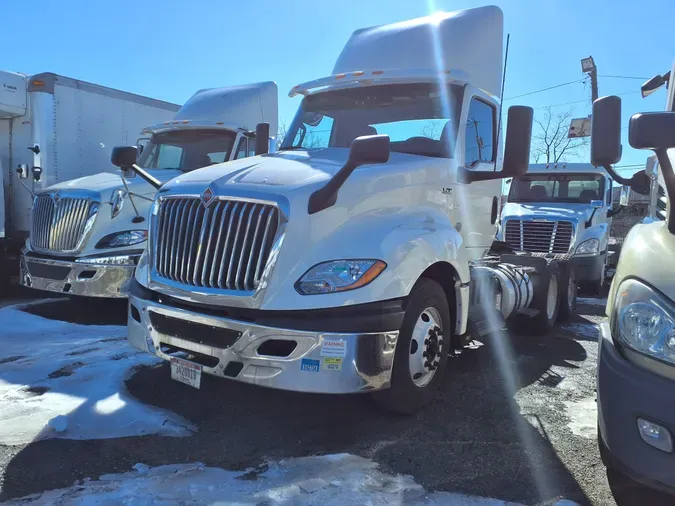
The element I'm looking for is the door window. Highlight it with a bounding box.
[465,98,496,167]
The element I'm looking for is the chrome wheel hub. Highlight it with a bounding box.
[409,307,444,387]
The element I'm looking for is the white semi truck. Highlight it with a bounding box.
[115,6,575,413]
[499,163,622,296]
[19,82,278,298]
[0,71,180,293]
[596,65,675,502]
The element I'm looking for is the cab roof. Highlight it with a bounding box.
[290,6,503,98]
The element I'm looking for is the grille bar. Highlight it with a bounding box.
[31,195,98,252]
[504,220,573,254]
[154,197,280,291]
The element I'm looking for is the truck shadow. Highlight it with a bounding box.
[0,326,592,504]
[19,297,128,326]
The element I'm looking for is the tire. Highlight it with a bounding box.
[518,262,561,336]
[557,265,577,321]
[372,278,451,414]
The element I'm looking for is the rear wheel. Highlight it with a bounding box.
[558,266,577,321]
[513,262,560,336]
[372,278,451,414]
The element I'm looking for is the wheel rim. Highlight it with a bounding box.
[408,307,444,388]
[567,275,576,310]
[547,275,559,320]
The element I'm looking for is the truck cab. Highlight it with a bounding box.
[19,82,278,298]
[120,6,569,414]
[500,163,615,295]
[595,65,675,503]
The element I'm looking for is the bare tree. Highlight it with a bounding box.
[418,120,443,139]
[531,107,588,164]
[277,120,288,146]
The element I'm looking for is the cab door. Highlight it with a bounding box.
[451,86,502,260]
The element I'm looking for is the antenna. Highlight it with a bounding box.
[497,34,510,171]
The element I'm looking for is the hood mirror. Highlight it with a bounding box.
[590,199,603,209]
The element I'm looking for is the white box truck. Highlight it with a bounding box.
[19,82,278,298]
[117,6,574,413]
[0,71,180,292]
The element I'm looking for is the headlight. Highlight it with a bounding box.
[295,260,386,295]
[110,189,127,219]
[612,278,675,365]
[95,230,147,249]
[575,238,599,256]
[75,254,139,265]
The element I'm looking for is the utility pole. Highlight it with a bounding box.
[581,56,598,103]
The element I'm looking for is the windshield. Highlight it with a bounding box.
[137,129,237,172]
[508,173,606,203]
[281,83,463,158]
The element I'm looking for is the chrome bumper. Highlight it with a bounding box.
[127,293,399,394]
[20,253,137,298]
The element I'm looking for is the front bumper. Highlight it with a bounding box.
[127,287,400,394]
[597,322,675,495]
[20,252,137,298]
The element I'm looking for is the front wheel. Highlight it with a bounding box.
[558,266,577,321]
[372,278,451,414]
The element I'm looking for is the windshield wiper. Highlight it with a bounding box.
[278,146,306,151]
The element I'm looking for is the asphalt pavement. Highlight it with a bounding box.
[0,295,669,505]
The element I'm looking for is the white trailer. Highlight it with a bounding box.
[18,82,278,298]
[0,71,179,291]
[120,6,569,414]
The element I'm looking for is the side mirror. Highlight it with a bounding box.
[32,166,42,182]
[307,134,390,214]
[627,169,650,196]
[591,199,603,209]
[591,96,622,166]
[461,106,533,183]
[111,146,139,169]
[255,123,270,155]
[349,135,390,165]
[629,112,675,151]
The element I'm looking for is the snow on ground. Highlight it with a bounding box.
[0,301,194,445]
[576,297,607,308]
[4,454,578,505]
[559,322,599,340]
[563,397,597,440]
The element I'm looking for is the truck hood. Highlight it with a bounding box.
[501,202,594,223]
[41,170,162,199]
[163,149,348,195]
[161,148,445,202]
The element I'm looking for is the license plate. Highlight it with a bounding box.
[170,357,202,389]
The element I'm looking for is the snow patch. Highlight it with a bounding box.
[564,396,597,439]
[0,302,194,445]
[3,454,579,505]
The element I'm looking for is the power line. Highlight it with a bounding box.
[598,74,649,81]
[504,79,585,101]
[533,90,639,110]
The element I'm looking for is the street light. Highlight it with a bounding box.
[581,56,596,74]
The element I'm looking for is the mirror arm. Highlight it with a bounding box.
[129,164,162,190]
[602,164,633,186]
[585,208,597,228]
[308,160,358,215]
[118,175,144,223]
[16,177,35,198]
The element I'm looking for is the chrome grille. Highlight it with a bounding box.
[657,184,667,221]
[31,194,99,252]
[153,197,280,291]
[504,220,573,254]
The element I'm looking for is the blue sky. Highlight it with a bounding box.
[4,0,674,172]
